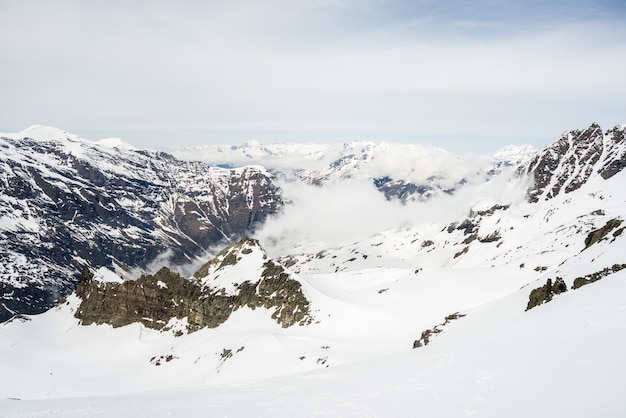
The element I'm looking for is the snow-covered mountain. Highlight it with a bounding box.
[172,140,537,201]
[519,122,626,202]
[0,126,282,322]
[1,122,626,416]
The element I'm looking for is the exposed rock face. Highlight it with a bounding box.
[75,266,209,331]
[519,123,626,202]
[572,264,626,289]
[526,277,568,311]
[526,264,626,309]
[0,128,282,322]
[584,219,623,249]
[599,125,626,179]
[74,238,312,332]
[413,312,466,349]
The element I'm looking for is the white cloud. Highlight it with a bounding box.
[170,141,489,187]
[254,168,530,258]
[347,143,489,187]
[254,179,414,256]
[1,1,625,152]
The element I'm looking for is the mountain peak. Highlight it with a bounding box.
[520,123,626,202]
[16,125,80,142]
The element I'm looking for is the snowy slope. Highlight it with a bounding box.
[1,224,624,416]
[0,234,540,398]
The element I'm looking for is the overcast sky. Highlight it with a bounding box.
[1,0,625,153]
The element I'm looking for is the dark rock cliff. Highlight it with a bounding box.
[526,277,568,310]
[74,238,312,332]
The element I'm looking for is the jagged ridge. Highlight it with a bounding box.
[519,123,626,202]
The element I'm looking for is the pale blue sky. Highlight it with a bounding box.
[1,0,625,153]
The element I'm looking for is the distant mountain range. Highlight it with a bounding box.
[172,139,538,201]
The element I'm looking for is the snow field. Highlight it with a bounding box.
[2,262,625,416]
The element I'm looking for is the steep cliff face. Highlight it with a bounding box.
[598,124,626,179]
[519,123,626,202]
[0,127,282,322]
[74,238,312,332]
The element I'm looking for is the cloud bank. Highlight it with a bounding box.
[254,168,530,258]
[1,1,625,152]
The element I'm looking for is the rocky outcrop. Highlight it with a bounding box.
[413,312,466,348]
[572,264,626,290]
[519,123,626,202]
[584,219,623,249]
[75,266,210,331]
[525,264,626,310]
[0,129,282,322]
[74,238,312,332]
[526,277,567,310]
